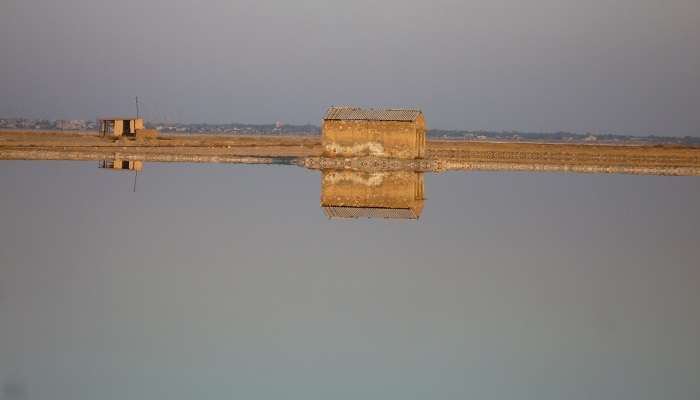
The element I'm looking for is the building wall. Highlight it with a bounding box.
[103,119,144,137]
[320,170,424,215]
[322,119,425,159]
[113,120,124,137]
[415,114,426,158]
[126,119,145,135]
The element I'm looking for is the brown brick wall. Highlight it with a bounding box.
[322,119,426,159]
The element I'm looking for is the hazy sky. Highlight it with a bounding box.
[1,0,699,135]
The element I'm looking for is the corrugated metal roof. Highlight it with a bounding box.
[323,107,421,122]
[322,206,419,219]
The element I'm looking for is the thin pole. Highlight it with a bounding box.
[133,171,138,193]
[136,96,140,118]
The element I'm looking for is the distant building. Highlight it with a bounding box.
[98,117,144,137]
[322,107,426,159]
[321,170,424,219]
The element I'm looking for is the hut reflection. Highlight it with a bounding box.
[99,159,143,192]
[99,159,143,171]
[321,170,425,219]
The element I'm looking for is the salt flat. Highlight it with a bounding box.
[2,130,699,175]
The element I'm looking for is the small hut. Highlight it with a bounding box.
[322,107,426,159]
[321,170,424,219]
[98,117,144,137]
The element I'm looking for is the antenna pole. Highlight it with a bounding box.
[135,96,140,118]
[133,171,138,193]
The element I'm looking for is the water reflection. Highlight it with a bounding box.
[320,170,425,219]
[1,379,27,400]
[1,161,699,400]
[99,159,142,191]
[98,159,143,171]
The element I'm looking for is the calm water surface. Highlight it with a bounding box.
[1,161,699,400]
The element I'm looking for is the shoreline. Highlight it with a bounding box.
[2,130,699,176]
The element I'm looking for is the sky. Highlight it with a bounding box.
[1,0,699,136]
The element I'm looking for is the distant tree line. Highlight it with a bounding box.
[427,129,700,146]
[2,117,698,145]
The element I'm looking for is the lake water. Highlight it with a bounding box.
[1,161,699,399]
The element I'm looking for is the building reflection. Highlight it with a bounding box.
[320,170,425,219]
[99,159,143,192]
[99,159,143,171]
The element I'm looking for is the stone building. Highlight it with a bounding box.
[322,107,426,159]
[99,117,145,137]
[321,170,424,219]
